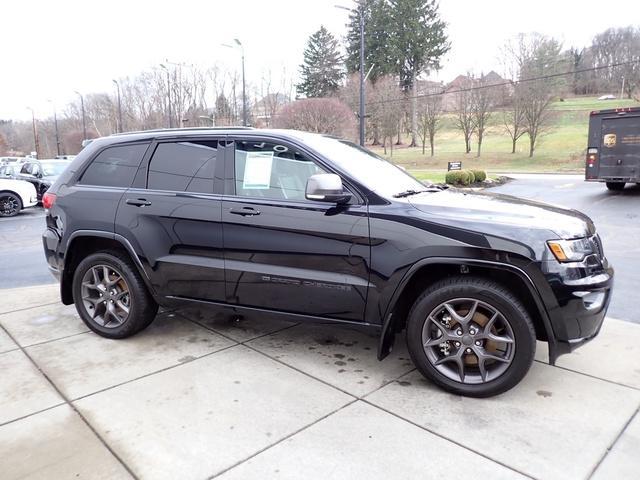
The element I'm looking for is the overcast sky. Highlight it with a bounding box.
[2,0,638,120]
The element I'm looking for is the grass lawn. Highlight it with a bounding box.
[372,96,640,174]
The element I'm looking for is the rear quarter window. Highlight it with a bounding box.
[79,143,149,188]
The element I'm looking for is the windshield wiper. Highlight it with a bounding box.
[393,185,447,198]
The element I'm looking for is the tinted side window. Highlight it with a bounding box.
[234,140,326,201]
[147,141,218,193]
[80,144,148,188]
[20,163,32,174]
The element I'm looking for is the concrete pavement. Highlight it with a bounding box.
[1,283,639,480]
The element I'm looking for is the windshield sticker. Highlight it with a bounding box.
[243,151,273,189]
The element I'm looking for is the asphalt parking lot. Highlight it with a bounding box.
[1,174,639,479]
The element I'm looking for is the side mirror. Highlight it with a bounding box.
[306,173,352,204]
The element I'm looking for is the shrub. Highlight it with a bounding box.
[445,170,471,186]
[273,97,356,138]
[467,170,476,183]
[470,170,487,182]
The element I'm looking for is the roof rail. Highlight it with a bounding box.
[110,126,255,136]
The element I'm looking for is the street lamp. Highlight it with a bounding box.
[26,107,40,159]
[159,64,172,128]
[47,100,62,156]
[222,39,247,126]
[74,90,87,141]
[336,3,365,146]
[112,79,123,133]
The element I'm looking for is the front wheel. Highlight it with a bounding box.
[606,182,625,191]
[0,192,22,217]
[72,251,158,338]
[406,276,536,397]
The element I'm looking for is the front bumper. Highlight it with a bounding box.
[542,259,613,358]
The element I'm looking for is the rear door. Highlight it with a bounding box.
[221,137,371,322]
[115,137,227,302]
[599,115,640,179]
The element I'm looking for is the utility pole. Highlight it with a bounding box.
[222,39,248,126]
[159,64,172,128]
[27,107,40,159]
[74,91,87,141]
[48,100,62,156]
[112,79,123,133]
[336,3,365,146]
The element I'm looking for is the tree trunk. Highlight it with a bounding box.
[477,132,483,157]
[529,134,535,157]
[409,72,417,147]
[511,137,517,154]
[430,135,435,157]
[422,141,425,155]
[396,124,402,145]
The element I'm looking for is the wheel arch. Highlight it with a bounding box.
[378,257,558,364]
[61,230,155,305]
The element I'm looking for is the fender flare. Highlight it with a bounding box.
[377,257,558,364]
[61,230,156,303]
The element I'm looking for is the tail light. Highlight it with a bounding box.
[586,148,598,178]
[42,192,56,209]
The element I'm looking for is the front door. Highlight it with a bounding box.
[115,137,226,302]
[222,138,370,322]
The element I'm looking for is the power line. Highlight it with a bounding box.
[364,60,640,107]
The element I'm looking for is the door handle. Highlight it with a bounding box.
[126,198,152,207]
[229,207,261,217]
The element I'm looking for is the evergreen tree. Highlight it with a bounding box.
[345,0,395,83]
[297,26,344,98]
[389,0,449,146]
[344,0,449,145]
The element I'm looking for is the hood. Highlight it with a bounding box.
[408,188,595,240]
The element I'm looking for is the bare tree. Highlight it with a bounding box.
[454,76,475,154]
[503,85,527,154]
[471,74,497,157]
[273,98,355,138]
[505,33,565,157]
[370,76,404,156]
[591,27,640,98]
[416,89,443,156]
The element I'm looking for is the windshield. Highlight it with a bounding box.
[40,161,69,177]
[300,134,426,197]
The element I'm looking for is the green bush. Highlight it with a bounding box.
[470,169,487,182]
[445,170,471,186]
[467,170,476,183]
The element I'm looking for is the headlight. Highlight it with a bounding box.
[547,238,593,263]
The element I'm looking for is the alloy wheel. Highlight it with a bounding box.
[81,264,131,328]
[421,298,515,384]
[0,194,19,217]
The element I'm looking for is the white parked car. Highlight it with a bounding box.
[0,179,38,217]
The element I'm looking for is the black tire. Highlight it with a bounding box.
[406,276,536,397]
[606,182,625,191]
[0,192,22,217]
[72,250,158,339]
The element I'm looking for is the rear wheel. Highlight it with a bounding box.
[0,192,21,217]
[72,251,158,338]
[606,182,625,191]
[406,276,536,397]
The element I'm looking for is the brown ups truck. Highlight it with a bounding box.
[586,106,640,191]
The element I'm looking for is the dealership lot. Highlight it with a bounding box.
[1,174,639,479]
[1,282,639,479]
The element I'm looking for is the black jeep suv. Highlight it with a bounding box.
[42,128,613,397]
